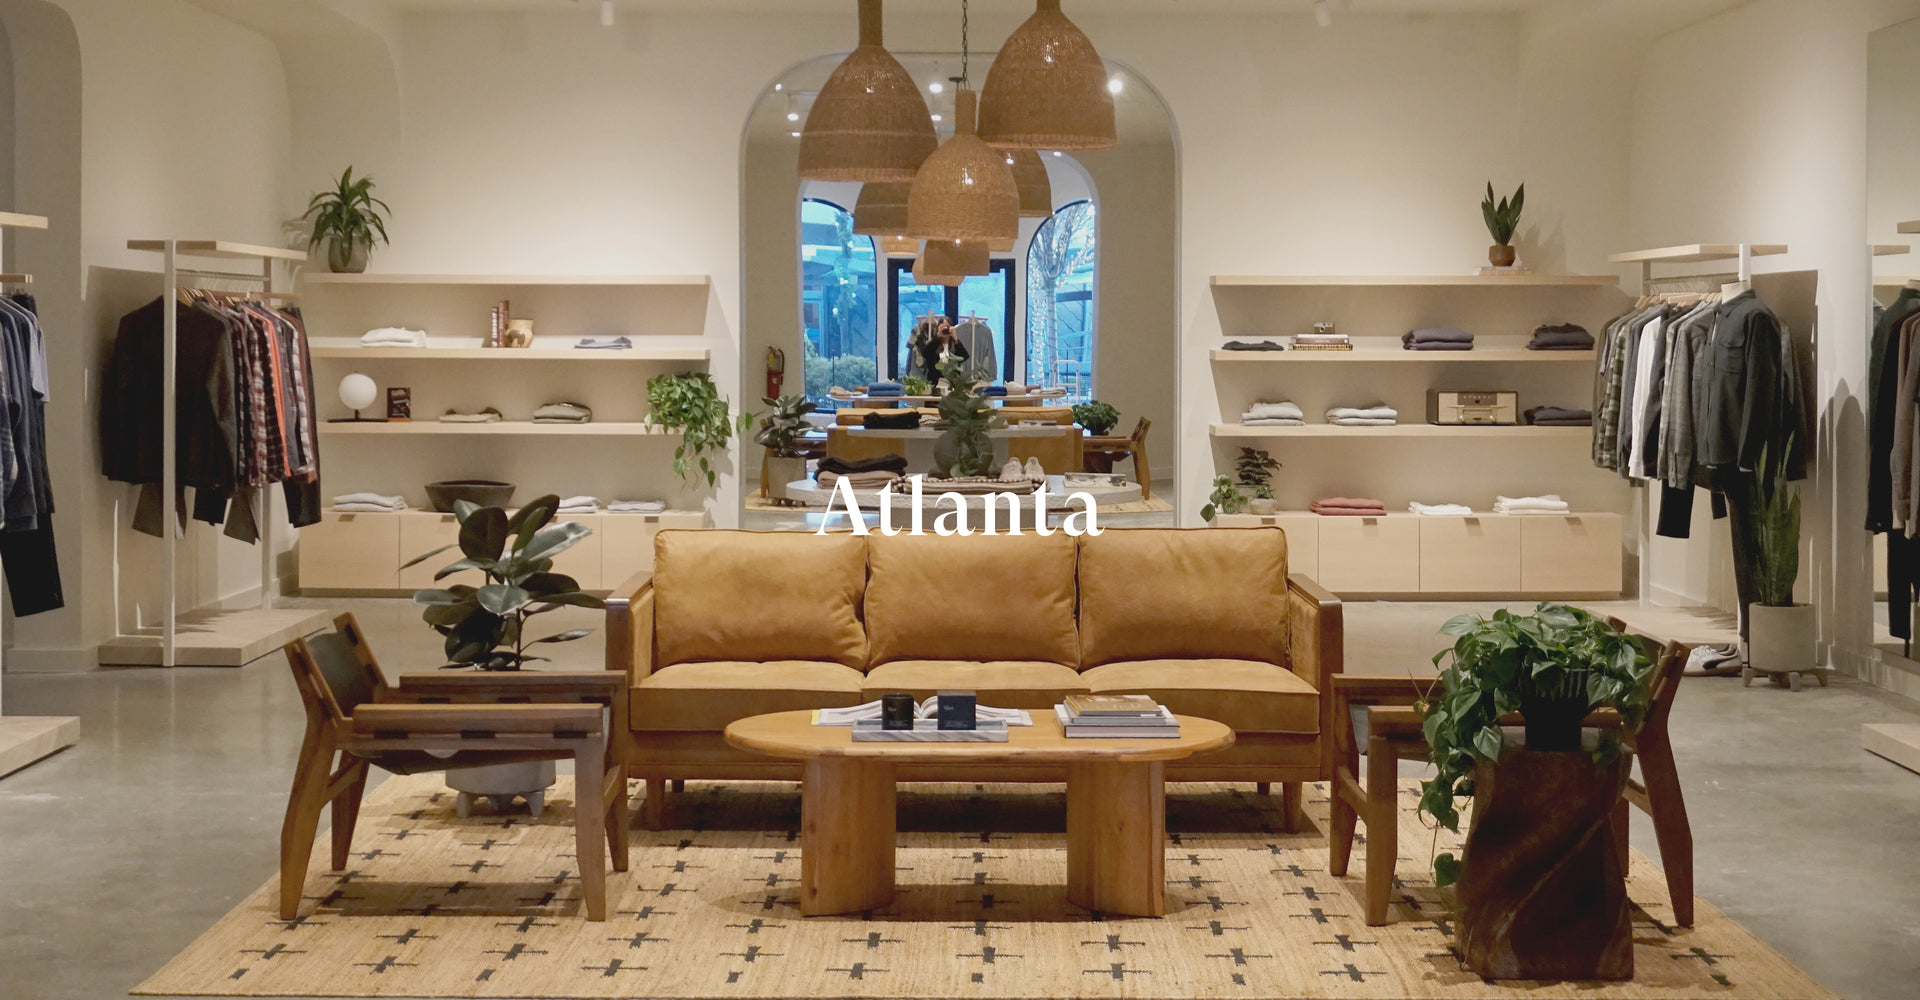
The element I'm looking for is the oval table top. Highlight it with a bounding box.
[724,710,1234,765]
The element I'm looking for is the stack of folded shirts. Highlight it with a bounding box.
[1527,323,1594,351]
[608,499,667,514]
[441,407,503,423]
[1525,405,1592,426]
[819,455,909,477]
[1408,501,1473,516]
[866,381,906,398]
[331,492,407,513]
[1310,497,1387,516]
[1221,339,1285,352]
[1325,405,1399,426]
[863,410,921,429]
[1402,326,1475,351]
[1493,494,1571,515]
[828,386,855,399]
[575,336,633,350]
[982,384,1009,397]
[1241,401,1305,425]
[556,495,600,514]
[361,327,426,348]
[1291,332,1352,351]
[532,401,593,424]
[818,470,900,490]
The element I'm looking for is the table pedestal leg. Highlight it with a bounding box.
[801,758,897,916]
[1066,760,1166,917]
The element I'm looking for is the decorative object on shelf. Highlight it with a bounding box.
[1007,148,1053,217]
[503,318,535,348]
[1428,389,1517,425]
[798,0,938,182]
[301,166,390,273]
[1200,474,1245,522]
[754,393,819,500]
[331,372,384,423]
[403,493,607,671]
[1481,181,1524,268]
[487,299,510,348]
[1071,399,1118,435]
[646,372,753,487]
[880,692,916,730]
[424,480,515,513]
[1744,435,1817,687]
[978,0,1117,151]
[936,690,978,730]
[1313,322,1337,337]
[901,374,934,397]
[853,181,910,236]
[385,386,412,421]
[1235,447,1280,514]
[931,355,994,477]
[908,6,1018,244]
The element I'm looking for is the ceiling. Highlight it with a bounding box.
[381,1,1568,13]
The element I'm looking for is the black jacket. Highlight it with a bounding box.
[1870,289,1920,531]
[1694,291,1807,481]
[100,297,238,492]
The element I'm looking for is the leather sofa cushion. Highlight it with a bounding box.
[866,533,1079,666]
[1077,528,1289,668]
[860,661,1090,708]
[633,661,865,731]
[654,530,868,669]
[1082,659,1320,734]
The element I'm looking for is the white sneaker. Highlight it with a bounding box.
[1024,457,1045,478]
[1001,459,1025,481]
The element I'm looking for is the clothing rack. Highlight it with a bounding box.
[0,210,78,780]
[97,240,329,669]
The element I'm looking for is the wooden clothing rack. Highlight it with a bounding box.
[96,239,329,669]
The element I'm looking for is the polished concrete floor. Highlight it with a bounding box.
[3,597,1918,1000]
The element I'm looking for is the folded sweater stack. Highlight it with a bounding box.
[1494,494,1571,515]
[1241,401,1305,426]
[557,495,600,514]
[1402,326,1475,351]
[332,492,407,513]
[1526,323,1595,351]
[361,327,426,348]
[1311,496,1387,516]
[1409,501,1473,516]
[818,470,900,490]
[1222,339,1285,352]
[608,499,667,514]
[865,381,906,398]
[533,401,593,424]
[441,407,503,423]
[1326,404,1399,426]
[820,455,909,477]
[1525,405,1592,426]
[863,410,921,429]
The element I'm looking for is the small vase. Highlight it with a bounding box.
[1488,244,1517,268]
[1519,694,1587,752]
[1248,498,1278,515]
[328,240,368,273]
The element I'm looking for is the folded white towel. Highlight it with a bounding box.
[331,492,406,510]
[1330,417,1398,426]
[555,495,600,511]
[608,500,667,513]
[1243,401,1304,420]
[1241,417,1306,426]
[1409,502,1474,516]
[1326,405,1399,421]
[332,502,407,513]
[1493,494,1570,514]
[361,327,427,347]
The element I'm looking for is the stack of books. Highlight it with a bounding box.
[1055,694,1181,738]
[1291,331,1353,352]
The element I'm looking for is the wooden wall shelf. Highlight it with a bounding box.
[319,421,677,436]
[1606,244,1787,265]
[309,346,711,362]
[0,212,49,230]
[1210,349,1595,364]
[1898,221,1920,235]
[1210,274,1620,288]
[127,239,306,261]
[301,273,710,287]
[1210,423,1591,440]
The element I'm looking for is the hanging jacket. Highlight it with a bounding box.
[1694,291,1806,480]
[1870,288,1920,532]
[101,297,239,493]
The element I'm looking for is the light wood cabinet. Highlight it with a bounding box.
[1317,516,1421,594]
[1519,514,1624,594]
[1419,516,1523,594]
[298,513,400,591]
[599,511,709,585]
[396,512,478,590]
[550,514,603,590]
[1211,513,1319,582]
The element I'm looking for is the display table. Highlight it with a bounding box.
[838,392,1068,407]
[827,424,1081,475]
[724,710,1232,917]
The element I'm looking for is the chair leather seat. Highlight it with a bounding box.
[1082,659,1320,734]
[635,661,866,731]
[860,660,1089,708]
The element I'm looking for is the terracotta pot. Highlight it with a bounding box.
[1488,243,1517,268]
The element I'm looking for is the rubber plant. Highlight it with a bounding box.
[301,167,391,272]
[1750,434,1801,607]
[403,495,605,671]
[1416,603,1655,886]
[1072,400,1121,436]
[1235,446,1280,501]
[647,372,753,487]
[933,355,995,477]
[753,393,818,457]
[1200,474,1246,522]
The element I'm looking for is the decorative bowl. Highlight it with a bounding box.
[425,480,515,513]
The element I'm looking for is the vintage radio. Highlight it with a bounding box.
[1428,389,1518,425]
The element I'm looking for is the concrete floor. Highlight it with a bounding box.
[2,596,1918,1000]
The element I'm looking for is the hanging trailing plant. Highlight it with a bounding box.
[646,372,753,487]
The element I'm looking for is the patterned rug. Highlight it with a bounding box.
[136,776,1833,999]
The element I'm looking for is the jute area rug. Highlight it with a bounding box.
[137,776,1832,999]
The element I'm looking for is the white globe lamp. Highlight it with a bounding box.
[336,372,380,422]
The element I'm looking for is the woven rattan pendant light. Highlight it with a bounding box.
[853,182,911,236]
[798,0,938,182]
[907,2,1018,244]
[916,238,991,284]
[978,1,1116,151]
[879,234,919,256]
[1006,148,1052,218]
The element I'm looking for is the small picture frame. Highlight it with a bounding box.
[386,387,412,422]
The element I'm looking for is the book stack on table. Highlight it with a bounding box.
[1055,694,1181,738]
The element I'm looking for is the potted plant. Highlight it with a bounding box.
[301,167,391,273]
[646,372,754,487]
[902,374,934,397]
[1745,436,1813,681]
[402,495,607,814]
[1481,181,1524,268]
[1072,399,1121,437]
[755,393,818,500]
[1235,447,1280,514]
[932,356,995,478]
[1200,474,1246,523]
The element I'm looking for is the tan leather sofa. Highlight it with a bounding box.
[604,527,1344,829]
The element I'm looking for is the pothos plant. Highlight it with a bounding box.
[1072,400,1121,436]
[933,355,995,477]
[1235,447,1280,500]
[1200,474,1246,522]
[646,372,753,487]
[1417,603,1655,886]
[403,495,606,670]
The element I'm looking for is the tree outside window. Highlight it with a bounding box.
[799,199,878,407]
[1025,200,1097,401]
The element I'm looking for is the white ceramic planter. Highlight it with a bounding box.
[1248,497,1279,515]
[766,454,808,500]
[1747,603,1816,674]
[446,759,557,818]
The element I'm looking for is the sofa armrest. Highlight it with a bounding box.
[1287,572,1342,694]
[604,571,655,683]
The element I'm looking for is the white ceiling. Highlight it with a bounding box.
[383,1,1565,13]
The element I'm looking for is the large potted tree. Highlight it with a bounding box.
[755,393,818,500]
[1418,603,1656,980]
[1744,436,1816,687]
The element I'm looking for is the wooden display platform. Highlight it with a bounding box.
[0,715,79,778]
[309,346,711,362]
[1209,349,1597,363]
[97,608,332,667]
[1210,423,1591,439]
[1862,723,1920,775]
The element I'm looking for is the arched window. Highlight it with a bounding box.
[798,198,878,407]
[1025,200,1097,401]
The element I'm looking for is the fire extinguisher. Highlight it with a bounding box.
[766,346,786,399]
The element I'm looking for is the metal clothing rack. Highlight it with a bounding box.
[0,210,79,779]
[97,240,328,668]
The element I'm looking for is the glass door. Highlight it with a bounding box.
[887,259,1017,382]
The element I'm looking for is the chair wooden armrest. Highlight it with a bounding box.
[1330,675,1438,698]
[1287,572,1343,781]
[605,572,656,682]
[351,703,605,737]
[392,672,625,702]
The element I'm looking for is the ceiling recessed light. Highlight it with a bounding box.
[930,81,945,94]
[787,111,800,121]
[1051,151,1063,157]
[774,83,784,92]
[931,114,943,122]
[791,131,802,138]
[1107,76,1123,95]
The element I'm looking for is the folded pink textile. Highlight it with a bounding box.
[1312,497,1386,510]
[1312,506,1388,516]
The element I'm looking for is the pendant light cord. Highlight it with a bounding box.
[960,0,970,87]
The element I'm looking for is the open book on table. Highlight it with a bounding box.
[813,698,1032,726]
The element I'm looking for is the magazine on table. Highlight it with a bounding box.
[1054,704,1181,738]
[814,698,1032,726]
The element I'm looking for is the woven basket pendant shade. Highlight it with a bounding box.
[879,234,919,256]
[977,0,1117,151]
[1007,148,1053,218]
[853,182,911,236]
[906,90,1019,242]
[915,238,990,285]
[798,0,938,182]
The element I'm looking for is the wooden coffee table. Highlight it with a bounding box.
[724,710,1233,917]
